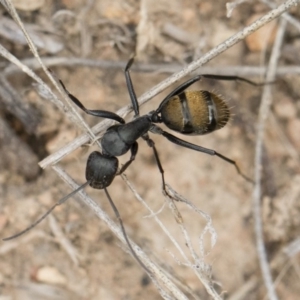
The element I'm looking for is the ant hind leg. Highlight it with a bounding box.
[151,124,253,183]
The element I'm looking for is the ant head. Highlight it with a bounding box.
[86,151,119,189]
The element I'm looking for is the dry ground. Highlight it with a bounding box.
[0,0,300,299]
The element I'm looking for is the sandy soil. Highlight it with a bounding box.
[0,0,300,299]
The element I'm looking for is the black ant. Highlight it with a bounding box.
[3,57,266,275]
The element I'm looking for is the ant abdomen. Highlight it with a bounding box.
[160,91,230,135]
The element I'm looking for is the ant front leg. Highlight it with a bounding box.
[150,125,253,183]
[125,58,140,118]
[58,79,125,124]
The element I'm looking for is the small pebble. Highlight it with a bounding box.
[36,266,67,286]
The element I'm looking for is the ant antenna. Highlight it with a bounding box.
[3,181,91,241]
[103,188,151,275]
[3,181,152,276]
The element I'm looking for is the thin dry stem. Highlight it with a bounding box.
[122,175,221,300]
[2,0,101,147]
[0,231,53,255]
[269,112,300,162]
[121,174,190,262]
[48,214,81,266]
[262,0,300,32]
[226,0,249,18]
[284,237,300,258]
[228,278,258,300]
[3,56,300,76]
[51,165,189,300]
[0,43,63,111]
[165,184,217,256]
[253,17,288,300]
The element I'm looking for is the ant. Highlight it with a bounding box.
[3,57,266,275]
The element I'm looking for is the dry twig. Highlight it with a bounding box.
[48,214,81,266]
[52,165,189,300]
[253,17,288,300]
[3,56,300,77]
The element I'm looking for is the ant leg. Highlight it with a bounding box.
[156,74,269,114]
[118,142,138,175]
[151,125,253,183]
[200,74,270,86]
[59,80,125,124]
[125,58,140,117]
[141,134,168,193]
[156,75,202,113]
[3,181,91,241]
[104,188,151,275]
